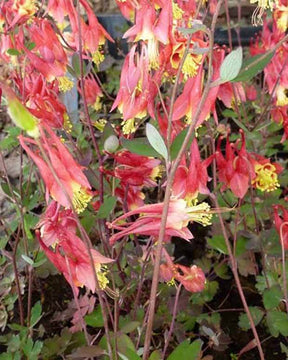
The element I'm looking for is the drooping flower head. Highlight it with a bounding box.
[108,199,212,245]
[19,125,92,213]
[36,229,114,293]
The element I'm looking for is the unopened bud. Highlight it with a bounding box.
[104,135,119,153]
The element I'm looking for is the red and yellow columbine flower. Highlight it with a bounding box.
[250,154,283,193]
[19,125,92,213]
[113,150,161,187]
[160,262,206,293]
[79,75,103,111]
[215,131,254,199]
[123,0,172,69]
[23,19,73,92]
[108,199,212,245]
[111,45,157,133]
[250,20,288,105]
[66,0,113,66]
[36,229,114,294]
[173,139,211,203]
[37,200,77,247]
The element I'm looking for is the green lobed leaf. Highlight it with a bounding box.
[84,306,104,328]
[207,235,229,255]
[96,196,117,219]
[220,47,243,83]
[238,307,264,331]
[232,51,275,82]
[266,310,288,337]
[263,285,283,310]
[121,137,159,157]
[167,339,202,360]
[120,321,140,334]
[146,123,168,161]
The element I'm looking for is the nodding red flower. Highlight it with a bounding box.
[66,0,113,66]
[115,184,145,211]
[115,0,135,21]
[273,205,288,250]
[47,0,71,26]
[173,139,211,203]
[271,105,288,142]
[215,131,282,198]
[36,229,114,293]
[215,131,254,199]
[22,19,73,92]
[37,200,77,247]
[250,20,288,106]
[108,199,212,245]
[113,150,161,187]
[1,0,36,29]
[19,125,92,213]
[111,45,157,133]
[123,0,172,69]
[160,263,206,293]
[79,75,103,111]
[172,63,203,125]
[14,71,70,130]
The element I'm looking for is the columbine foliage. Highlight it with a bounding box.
[0,0,287,359]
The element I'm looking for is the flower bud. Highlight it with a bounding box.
[104,135,119,153]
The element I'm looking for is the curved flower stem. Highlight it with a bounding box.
[280,222,288,314]
[162,284,182,359]
[142,2,223,358]
[208,138,264,359]
[210,193,265,360]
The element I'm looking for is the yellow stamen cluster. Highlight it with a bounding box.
[13,0,36,17]
[95,265,109,290]
[122,118,137,134]
[182,54,202,79]
[150,165,163,181]
[93,118,107,131]
[72,186,92,214]
[167,278,176,286]
[92,97,102,111]
[58,76,74,93]
[92,50,105,66]
[186,201,213,226]
[172,2,184,20]
[276,86,288,106]
[252,163,280,192]
[63,114,72,133]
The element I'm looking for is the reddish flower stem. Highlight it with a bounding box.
[142,2,223,358]
[280,222,288,314]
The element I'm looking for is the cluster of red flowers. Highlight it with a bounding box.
[1,0,287,295]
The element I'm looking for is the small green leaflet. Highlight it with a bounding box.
[121,137,159,157]
[146,123,168,161]
[220,47,243,83]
